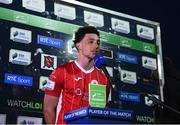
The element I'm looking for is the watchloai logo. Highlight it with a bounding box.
[9,49,31,66]
[10,27,32,44]
[17,116,42,125]
[136,115,155,123]
[41,53,57,70]
[7,99,42,111]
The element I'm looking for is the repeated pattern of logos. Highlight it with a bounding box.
[1,0,155,41]
[0,0,161,124]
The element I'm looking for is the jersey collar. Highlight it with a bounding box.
[75,60,94,74]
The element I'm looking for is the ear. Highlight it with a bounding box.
[76,42,82,50]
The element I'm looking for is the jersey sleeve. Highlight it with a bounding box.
[45,67,64,97]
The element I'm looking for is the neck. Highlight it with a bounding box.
[76,56,94,71]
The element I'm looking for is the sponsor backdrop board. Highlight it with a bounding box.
[0,0,164,124]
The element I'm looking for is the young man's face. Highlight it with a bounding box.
[77,33,100,59]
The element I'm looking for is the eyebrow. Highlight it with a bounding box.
[88,38,100,42]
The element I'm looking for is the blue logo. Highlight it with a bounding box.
[119,91,140,102]
[4,73,33,86]
[116,53,138,64]
[37,35,64,48]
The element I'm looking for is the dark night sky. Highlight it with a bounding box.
[78,0,180,70]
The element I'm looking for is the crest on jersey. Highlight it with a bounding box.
[90,80,98,84]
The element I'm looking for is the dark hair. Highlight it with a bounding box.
[73,26,99,45]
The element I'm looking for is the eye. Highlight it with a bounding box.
[89,40,94,44]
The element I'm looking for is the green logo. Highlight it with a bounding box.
[89,84,106,108]
[12,53,18,59]
[42,80,47,86]
[139,28,143,33]
[144,59,148,64]
[123,73,127,78]
[13,31,18,37]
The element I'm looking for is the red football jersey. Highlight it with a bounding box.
[45,61,110,124]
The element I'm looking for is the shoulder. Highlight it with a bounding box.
[94,67,106,78]
[56,61,75,70]
[49,62,74,77]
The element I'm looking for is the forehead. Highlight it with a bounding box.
[83,33,99,40]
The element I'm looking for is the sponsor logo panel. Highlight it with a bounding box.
[0,0,12,4]
[119,91,140,102]
[39,76,48,91]
[120,70,137,84]
[37,35,64,48]
[84,10,104,27]
[10,27,32,44]
[22,0,45,13]
[142,56,157,70]
[0,114,6,124]
[9,49,31,65]
[41,53,57,70]
[116,52,138,64]
[4,73,33,86]
[111,18,130,34]
[54,3,76,20]
[17,116,42,124]
[137,24,154,40]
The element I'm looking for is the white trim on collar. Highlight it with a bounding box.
[75,60,94,74]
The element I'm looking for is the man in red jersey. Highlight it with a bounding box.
[43,26,110,124]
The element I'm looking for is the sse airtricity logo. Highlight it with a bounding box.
[39,76,49,91]
[10,27,32,44]
[9,49,31,66]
